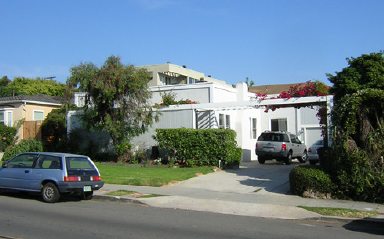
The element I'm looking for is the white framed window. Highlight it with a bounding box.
[219,114,231,129]
[7,112,12,126]
[0,112,4,125]
[33,110,44,121]
[0,111,13,126]
[250,118,257,139]
[271,118,287,131]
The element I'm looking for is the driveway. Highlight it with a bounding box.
[169,160,301,195]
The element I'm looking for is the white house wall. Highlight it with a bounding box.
[71,82,330,162]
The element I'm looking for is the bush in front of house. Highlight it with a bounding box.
[0,122,21,152]
[154,128,242,168]
[2,138,44,161]
[289,165,335,197]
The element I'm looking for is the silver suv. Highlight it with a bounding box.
[255,131,308,165]
[0,152,104,203]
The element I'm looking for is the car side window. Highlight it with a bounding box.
[36,156,62,169]
[8,154,39,168]
[283,134,290,142]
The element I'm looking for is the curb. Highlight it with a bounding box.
[93,194,384,226]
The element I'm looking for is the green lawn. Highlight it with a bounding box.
[96,163,215,187]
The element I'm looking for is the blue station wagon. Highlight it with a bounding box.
[0,152,104,203]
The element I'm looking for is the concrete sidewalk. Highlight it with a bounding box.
[93,162,384,223]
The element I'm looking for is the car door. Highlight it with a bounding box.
[31,155,63,190]
[290,134,302,157]
[0,153,39,190]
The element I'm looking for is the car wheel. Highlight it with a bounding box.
[298,150,308,163]
[285,152,292,165]
[258,157,266,164]
[82,191,93,200]
[41,182,60,203]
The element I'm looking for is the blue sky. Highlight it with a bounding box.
[1,0,383,86]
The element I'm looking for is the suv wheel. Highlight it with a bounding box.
[285,152,292,165]
[298,150,308,163]
[41,182,60,203]
[258,157,266,164]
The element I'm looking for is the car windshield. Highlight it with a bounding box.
[315,140,324,145]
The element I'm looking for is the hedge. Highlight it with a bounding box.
[289,165,335,196]
[154,128,242,168]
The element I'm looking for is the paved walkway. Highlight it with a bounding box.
[94,161,384,223]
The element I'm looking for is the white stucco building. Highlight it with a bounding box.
[69,64,332,162]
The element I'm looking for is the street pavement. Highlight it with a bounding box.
[94,161,384,223]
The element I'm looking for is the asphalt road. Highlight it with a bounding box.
[0,193,383,239]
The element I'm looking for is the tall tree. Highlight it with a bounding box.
[326,52,384,202]
[67,55,158,161]
[328,52,384,148]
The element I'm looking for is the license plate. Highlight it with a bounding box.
[83,186,92,192]
[264,148,274,152]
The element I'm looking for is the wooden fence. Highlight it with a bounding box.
[23,120,43,140]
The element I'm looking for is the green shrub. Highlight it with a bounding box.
[2,138,43,161]
[0,124,18,151]
[289,165,335,196]
[329,143,384,203]
[154,128,242,168]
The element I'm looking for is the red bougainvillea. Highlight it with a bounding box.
[256,81,330,125]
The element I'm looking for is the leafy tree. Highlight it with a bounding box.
[0,76,11,87]
[41,103,79,152]
[328,52,384,150]
[245,77,255,87]
[327,52,384,202]
[67,55,158,161]
[0,76,15,97]
[4,77,66,96]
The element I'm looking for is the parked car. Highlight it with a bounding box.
[308,139,324,165]
[0,152,104,203]
[255,131,308,165]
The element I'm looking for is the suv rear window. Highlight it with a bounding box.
[258,133,290,142]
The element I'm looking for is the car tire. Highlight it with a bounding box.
[41,182,60,203]
[82,191,93,200]
[258,157,266,164]
[285,152,292,165]
[298,150,308,163]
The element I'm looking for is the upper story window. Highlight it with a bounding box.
[189,77,198,84]
[33,110,44,121]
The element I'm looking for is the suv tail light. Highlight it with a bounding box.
[281,143,287,151]
[255,143,258,149]
[308,148,312,153]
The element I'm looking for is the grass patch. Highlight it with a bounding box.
[105,190,136,196]
[299,206,379,218]
[96,163,214,187]
[105,190,162,198]
[137,194,163,198]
